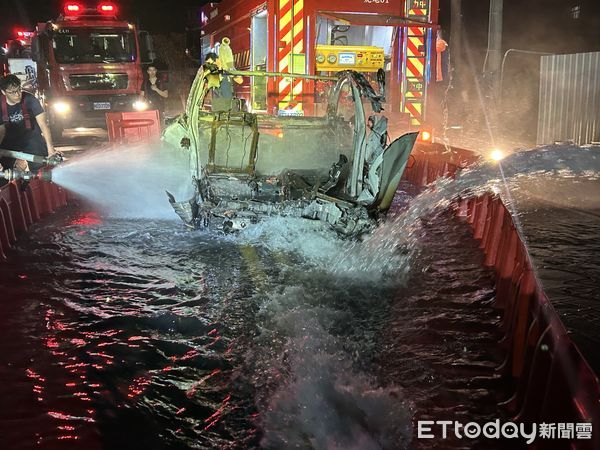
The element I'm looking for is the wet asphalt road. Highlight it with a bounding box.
[54,128,109,159]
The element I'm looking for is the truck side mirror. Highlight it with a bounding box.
[31,36,41,62]
[138,31,156,63]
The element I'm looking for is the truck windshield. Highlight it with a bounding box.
[52,28,136,63]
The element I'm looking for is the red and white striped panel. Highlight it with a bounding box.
[278,0,304,112]
[403,27,427,126]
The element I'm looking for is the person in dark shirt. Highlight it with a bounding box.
[141,64,168,121]
[0,74,55,174]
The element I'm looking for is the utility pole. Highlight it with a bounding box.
[486,0,504,97]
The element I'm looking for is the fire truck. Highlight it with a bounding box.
[29,2,154,136]
[1,31,37,89]
[197,0,440,134]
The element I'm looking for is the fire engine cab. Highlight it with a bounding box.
[197,0,439,135]
[30,2,155,136]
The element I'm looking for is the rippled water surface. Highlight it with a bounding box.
[486,146,600,375]
[2,143,597,450]
[434,144,600,376]
[514,203,600,375]
[0,193,509,449]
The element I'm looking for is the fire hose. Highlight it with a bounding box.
[0,148,64,182]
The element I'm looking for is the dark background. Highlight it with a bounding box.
[1,0,599,145]
[2,0,599,54]
[2,0,599,58]
[0,0,206,43]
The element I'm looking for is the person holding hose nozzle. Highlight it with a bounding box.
[0,74,56,186]
[202,38,244,109]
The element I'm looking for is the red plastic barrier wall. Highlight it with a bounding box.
[0,180,68,260]
[105,110,161,145]
[405,144,599,449]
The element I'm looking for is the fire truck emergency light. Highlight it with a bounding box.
[64,3,83,15]
[98,3,117,14]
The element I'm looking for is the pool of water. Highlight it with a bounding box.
[514,204,600,375]
[0,194,510,449]
[3,142,597,450]
[487,146,600,376]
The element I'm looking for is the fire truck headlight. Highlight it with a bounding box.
[316,53,325,64]
[133,100,149,111]
[52,101,71,115]
[327,54,337,64]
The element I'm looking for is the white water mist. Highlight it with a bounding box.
[51,144,194,219]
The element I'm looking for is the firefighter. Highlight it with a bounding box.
[204,52,243,99]
[203,52,233,99]
[0,74,56,177]
[203,39,243,103]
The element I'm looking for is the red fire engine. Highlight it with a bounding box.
[1,30,36,84]
[197,0,439,133]
[30,2,154,136]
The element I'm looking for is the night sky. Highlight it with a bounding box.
[2,0,599,53]
[0,0,207,43]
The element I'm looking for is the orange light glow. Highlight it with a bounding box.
[490,148,505,162]
[420,130,432,142]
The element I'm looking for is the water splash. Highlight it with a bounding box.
[51,143,600,280]
[252,285,413,450]
[227,144,598,283]
[51,144,194,219]
[346,144,600,282]
[232,215,415,283]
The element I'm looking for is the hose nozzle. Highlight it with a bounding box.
[0,149,65,167]
[45,152,65,166]
[0,169,52,182]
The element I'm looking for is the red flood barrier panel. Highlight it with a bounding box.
[405,143,599,449]
[106,110,161,145]
[0,180,68,260]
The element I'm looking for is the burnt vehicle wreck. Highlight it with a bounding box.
[162,67,417,237]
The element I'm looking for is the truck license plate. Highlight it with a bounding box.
[93,102,111,110]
